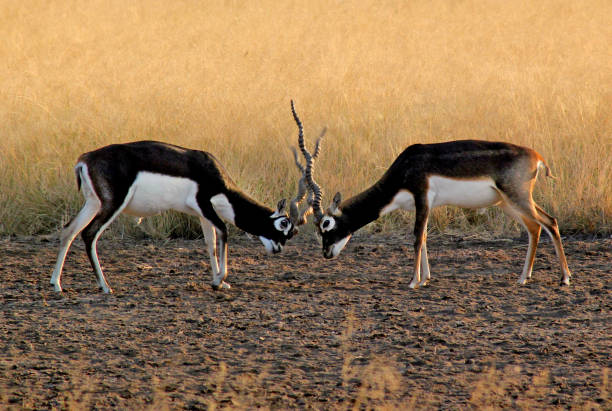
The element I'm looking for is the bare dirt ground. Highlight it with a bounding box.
[1,232,610,410]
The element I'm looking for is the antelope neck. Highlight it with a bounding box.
[224,190,276,236]
[339,182,398,232]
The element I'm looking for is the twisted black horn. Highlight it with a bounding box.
[290,100,324,224]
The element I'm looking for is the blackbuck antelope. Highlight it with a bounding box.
[290,103,572,288]
[50,140,313,293]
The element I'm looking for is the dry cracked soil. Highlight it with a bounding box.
[1,232,610,409]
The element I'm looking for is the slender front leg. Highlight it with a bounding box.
[409,202,429,289]
[200,218,220,280]
[419,239,431,286]
[213,227,231,289]
[198,200,231,290]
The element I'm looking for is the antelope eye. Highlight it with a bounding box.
[275,218,290,231]
[320,216,336,232]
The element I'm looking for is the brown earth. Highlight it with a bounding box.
[0,232,610,410]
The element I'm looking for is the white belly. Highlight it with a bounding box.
[428,175,501,208]
[123,172,199,217]
[379,176,501,216]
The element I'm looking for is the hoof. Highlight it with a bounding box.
[51,283,62,293]
[561,278,571,286]
[418,279,429,287]
[517,278,528,285]
[408,281,419,289]
[210,281,231,291]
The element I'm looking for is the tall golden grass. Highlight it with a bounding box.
[1,0,610,237]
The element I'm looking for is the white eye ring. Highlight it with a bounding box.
[274,218,291,235]
[320,216,336,232]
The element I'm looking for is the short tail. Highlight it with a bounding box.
[74,163,84,191]
[538,160,556,179]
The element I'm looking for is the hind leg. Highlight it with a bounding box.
[497,187,570,285]
[50,197,101,292]
[497,197,542,285]
[499,197,553,284]
[519,216,541,283]
[81,188,134,293]
[533,204,571,285]
[517,215,542,284]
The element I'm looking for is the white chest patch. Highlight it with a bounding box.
[428,176,501,208]
[380,190,416,216]
[210,194,236,224]
[124,172,199,217]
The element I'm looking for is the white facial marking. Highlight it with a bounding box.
[123,172,199,217]
[320,216,336,232]
[210,194,236,224]
[273,217,292,236]
[428,176,501,208]
[259,236,282,254]
[331,235,352,257]
[380,190,416,216]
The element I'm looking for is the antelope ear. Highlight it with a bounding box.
[328,192,342,215]
[276,198,287,214]
[333,192,342,206]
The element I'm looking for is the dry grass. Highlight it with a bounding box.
[178,312,610,410]
[1,0,610,237]
[339,312,406,410]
